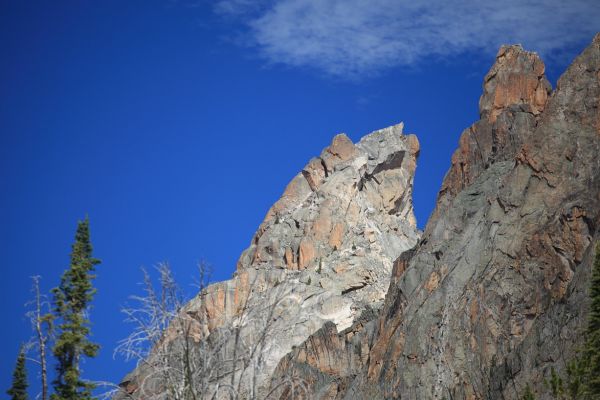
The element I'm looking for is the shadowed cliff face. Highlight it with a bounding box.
[271,35,600,399]
[116,124,421,399]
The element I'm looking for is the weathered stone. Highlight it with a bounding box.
[329,222,345,250]
[117,33,600,400]
[298,237,316,270]
[116,121,420,399]
[480,45,551,122]
[271,35,600,400]
[302,157,327,191]
[321,133,357,173]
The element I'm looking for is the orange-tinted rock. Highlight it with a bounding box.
[405,133,420,157]
[431,45,552,227]
[302,157,327,191]
[284,246,297,269]
[329,222,345,250]
[321,133,357,173]
[480,45,551,123]
[328,133,356,160]
[271,36,600,400]
[261,173,312,227]
[311,206,333,241]
[117,96,420,400]
[298,238,316,270]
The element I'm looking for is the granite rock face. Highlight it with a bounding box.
[118,34,600,400]
[270,35,600,399]
[116,123,421,398]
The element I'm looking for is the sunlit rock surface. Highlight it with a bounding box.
[116,121,421,399]
[270,34,600,400]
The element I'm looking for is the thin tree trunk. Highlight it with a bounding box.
[33,277,48,400]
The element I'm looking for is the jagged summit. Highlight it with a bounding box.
[270,35,600,399]
[116,34,600,400]
[432,43,552,225]
[116,122,421,399]
[237,122,419,273]
[479,44,551,122]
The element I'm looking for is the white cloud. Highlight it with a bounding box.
[214,0,600,78]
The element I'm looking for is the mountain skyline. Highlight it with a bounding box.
[1,1,598,397]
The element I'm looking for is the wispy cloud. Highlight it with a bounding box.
[214,0,600,78]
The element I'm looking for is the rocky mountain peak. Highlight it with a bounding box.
[116,122,421,399]
[479,44,551,122]
[116,33,600,400]
[237,122,419,275]
[269,34,600,400]
[429,44,553,231]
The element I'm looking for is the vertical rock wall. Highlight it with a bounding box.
[272,34,600,400]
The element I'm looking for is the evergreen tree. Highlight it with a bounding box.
[51,217,101,400]
[522,384,535,400]
[7,347,28,400]
[584,244,600,396]
[565,356,587,399]
[545,367,564,399]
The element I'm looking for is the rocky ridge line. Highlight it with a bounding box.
[117,122,421,398]
[270,34,600,399]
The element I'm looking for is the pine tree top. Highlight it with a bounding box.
[7,347,28,400]
[51,217,101,400]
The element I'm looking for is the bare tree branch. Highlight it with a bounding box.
[25,276,53,400]
[114,261,308,400]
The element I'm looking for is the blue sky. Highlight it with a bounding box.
[1,0,598,396]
